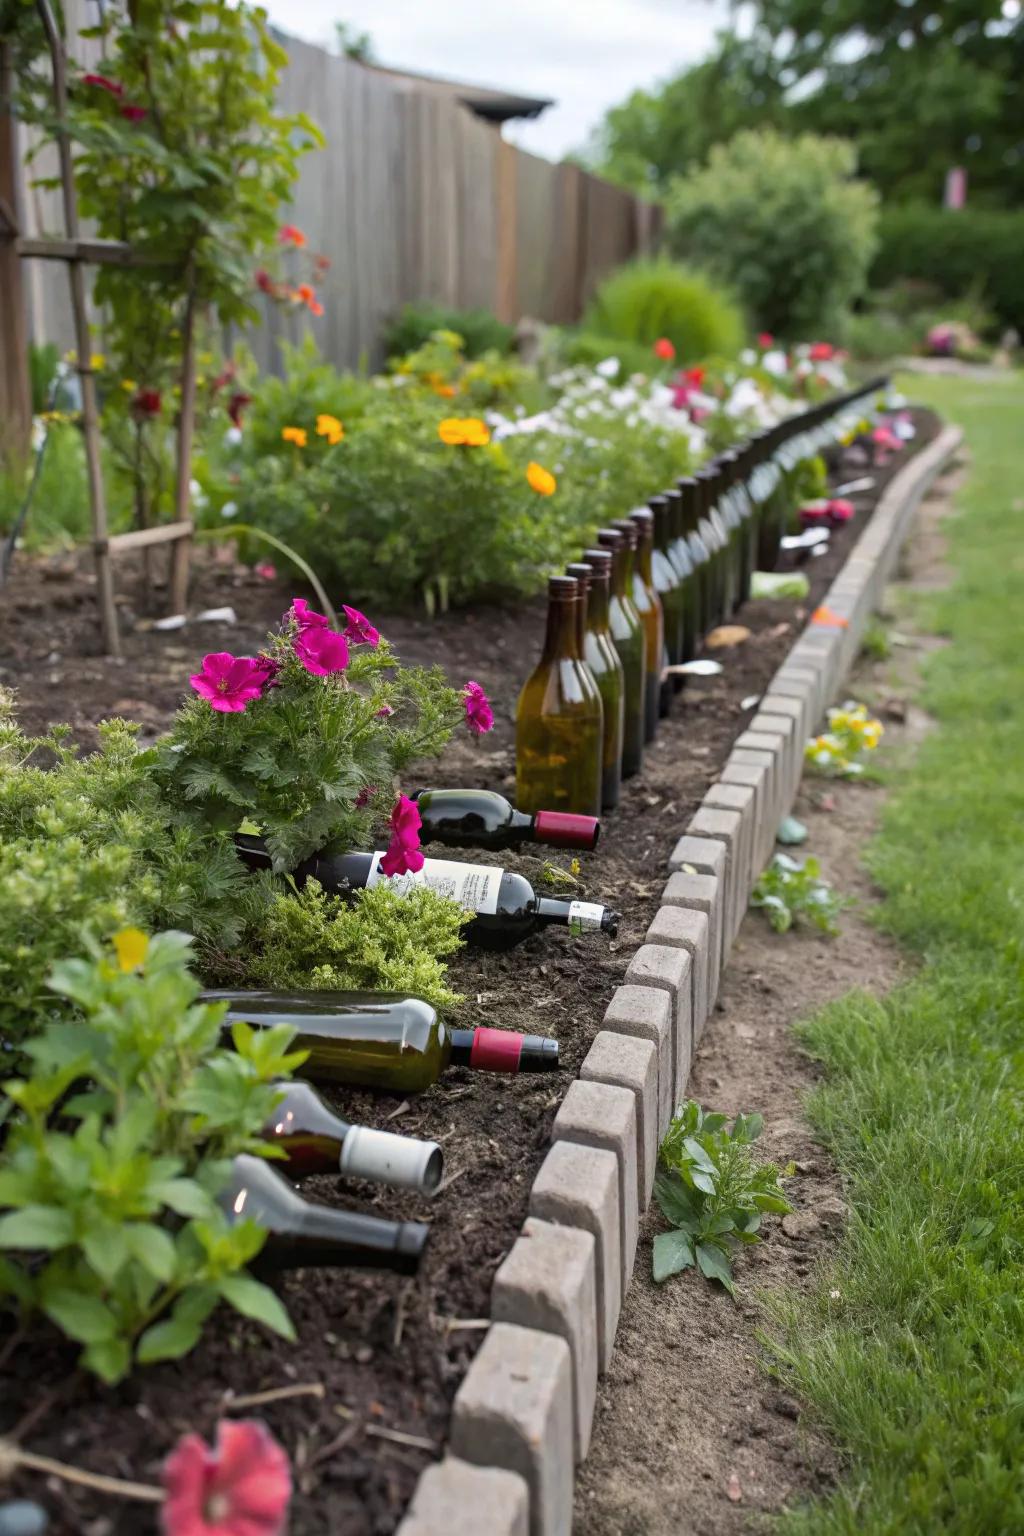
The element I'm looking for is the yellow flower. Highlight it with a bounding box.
[113,927,149,973]
[282,426,308,448]
[438,417,490,447]
[861,722,882,749]
[121,379,137,392]
[526,461,557,496]
[89,352,106,371]
[316,413,344,446]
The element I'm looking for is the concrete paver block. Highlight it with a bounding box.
[397,1457,529,1536]
[529,1140,621,1372]
[553,1079,639,1295]
[702,783,757,931]
[624,944,692,1099]
[687,806,743,959]
[450,1323,573,1536]
[660,869,722,1013]
[602,985,674,1135]
[646,904,709,1048]
[580,1030,658,1208]
[719,760,773,881]
[492,1218,598,1464]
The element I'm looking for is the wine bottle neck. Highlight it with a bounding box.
[449,1026,559,1073]
[534,896,620,937]
[586,576,611,632]
[542,594,582,661]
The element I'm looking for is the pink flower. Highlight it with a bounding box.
[872,425,901,459]
[255,563,277,580]
[161,1418,291,1536]
[190,653,271,714]
[653,338,676,362]
[808,342,834,362]
[83,73,123,96]
[827,498,855,525]
[120,103,148,122]
[289,598,329,631]
[342,605,380,648]
[757,332,774,349]
[375,704,394,719]
[294,627,349,677]
[463,680,494,735]
[671,383,696,412]
[380,794,424,877]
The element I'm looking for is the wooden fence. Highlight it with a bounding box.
[10,12,662,375]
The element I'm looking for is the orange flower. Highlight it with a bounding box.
[438,417,490,447]
[434,383,457,399]
[282,426,307,448]
[316,413,344,446]
[279,224,307,247]
[526,461,557,496]
[812,605,849,628]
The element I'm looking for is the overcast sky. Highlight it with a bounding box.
[262,0,734,160]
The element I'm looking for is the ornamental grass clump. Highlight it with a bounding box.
[0,931,302,1384]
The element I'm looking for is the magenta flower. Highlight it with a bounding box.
[255,562,277,581]
[375,704,394,719]
[189,653,271,714]
[808,342,835,362]
[289,597,329,631]
[380,793,424,877]
[827,498,855,525]
[161,1418,291,1536]
[120,103,148,122]
[83,73,123,97]
[294,627,349,676]
[342,605,380,648]
[462,680,494,735]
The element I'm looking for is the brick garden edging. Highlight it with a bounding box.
[395,423,964,1536]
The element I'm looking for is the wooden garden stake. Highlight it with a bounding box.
[35,0,121,656]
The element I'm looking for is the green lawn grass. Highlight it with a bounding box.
[771,371,1024,1535]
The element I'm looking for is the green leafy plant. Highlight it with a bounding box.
[751,853,846,936]
[383,302,515,360]
[0,930,301,1383]
[653,1100,791,1293]
[583,258,745,363]
[669,131,879,338]
[244,880,467,1010]
[872,205,1024,336]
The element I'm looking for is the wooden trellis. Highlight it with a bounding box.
[0,0,193,656]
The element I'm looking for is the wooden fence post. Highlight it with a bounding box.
[495,136,517,325]
[0,43,31,466]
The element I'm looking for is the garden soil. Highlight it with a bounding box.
[0,414,942,1535]
[575,450,962,1536]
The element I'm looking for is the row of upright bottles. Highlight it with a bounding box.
[515,380,888,815]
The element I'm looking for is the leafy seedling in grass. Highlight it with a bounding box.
[653,1101,792,1294]
[751,853,846,936]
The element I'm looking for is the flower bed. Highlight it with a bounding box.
[0,409,939,1535]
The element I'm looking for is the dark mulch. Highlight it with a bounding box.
[0,413,937,1535]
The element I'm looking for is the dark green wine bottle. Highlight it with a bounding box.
[516,574,603,817]
[647,496,686,715]
[568,558,624,812]
[677,477,711,646]
[666,488,699,679]
[614,513,662,743]
[595,528,645,778]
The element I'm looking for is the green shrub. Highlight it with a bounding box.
[668,131,879,339]
[0,930,299,1383]
[238,336,376,462]
[556,329,658,379]
[871,204,1024,335]
[383,302,515,360]
[583,259,744,363]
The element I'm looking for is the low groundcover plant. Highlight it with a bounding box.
[751,852,846,936]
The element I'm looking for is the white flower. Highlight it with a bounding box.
[220,500,239,519]
[595,356,620,379]
[761,349,789,378]
[224,426,243,447]
[189,478,207,510]
[740,348,757,366]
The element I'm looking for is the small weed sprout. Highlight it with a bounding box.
[751,853,846,935]
[653,1100,792,1294]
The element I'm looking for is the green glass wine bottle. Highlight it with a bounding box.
[666,487,699,682]
[694,468,726,630]
[677,477,710,646]
[568,556,624,811]
[594,528,645,778]
[646,496,686,715]
[516,574,603,817]
[618,512,663,742]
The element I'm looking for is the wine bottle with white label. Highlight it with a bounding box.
[204,990,559,1090]
[235,837,620,951]
[262,1081,444,1193]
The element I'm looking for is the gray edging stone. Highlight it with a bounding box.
[552,1079,640,1297]
[400,421,964,1536]
[624,944,692,1100]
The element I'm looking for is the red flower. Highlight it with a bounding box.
[227,391,252,427]
[342,605,380,648]
[808,342,834,362]
[653,338,676,362]
[463,680,494,735]
[314,254,331,273]
[254,270,277,297]
[161,1418,291,1536]
[683,366,705,388]
[131,388,162,418]
[120,104,148,122]
[83,73,123,97]
[757,332,774,349]
[308,299,324,318]
[278,225,307,248]
[380,794,424,878]
[294,627,349,677]
[212,365,236,393]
